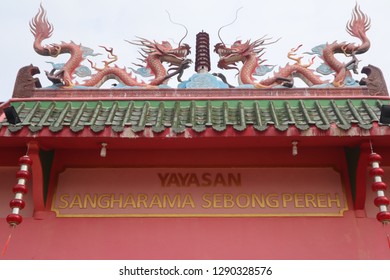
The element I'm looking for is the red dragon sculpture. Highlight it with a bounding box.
[214,4,371,88]
[30,4,191,88]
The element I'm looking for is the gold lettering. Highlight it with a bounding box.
[327,193,341,208]
[201,194,212,208]
[224,194,235,208]
[69,194,83,209]
[163,194,180,208]
[266,193,279,208]
[58,194,70,209]
[83,193,97,209]
[182,194,195,208]
[137,194,148,208]
[213,194,223,208]
[294,194,305,208]
[236,194,250,208]
[282,193,293,208]
[123,194,136,208]
[304,193,316,208]
[56,190,343,213]
[149,194,163,208]
[97,194,111,209]
[317,194,327,208]
[251,194,265,208]
[110,194,123,208]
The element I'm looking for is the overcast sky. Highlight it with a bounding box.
[0,0,389,101]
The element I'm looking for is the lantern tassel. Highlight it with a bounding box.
[1,226,15,257]
[387,234,390,249]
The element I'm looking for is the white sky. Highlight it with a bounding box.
[0,0,389,101]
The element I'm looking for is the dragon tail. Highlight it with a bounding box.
[346,4,371,53]
[29,4,54,54]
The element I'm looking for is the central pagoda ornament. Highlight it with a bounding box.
[179,31,228,89]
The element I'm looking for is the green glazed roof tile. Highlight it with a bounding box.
[1,99,385,134]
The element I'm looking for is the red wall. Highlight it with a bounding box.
[1,146,390,259]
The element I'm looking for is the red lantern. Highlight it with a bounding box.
[6,214,23,226]
[6,155,32,227]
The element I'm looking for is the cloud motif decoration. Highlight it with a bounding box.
[81,46,102,58]
[253,65,275,76]
[178,73,229,89]
[129,67,153,78]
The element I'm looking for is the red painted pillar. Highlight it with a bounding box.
[28,141,45,216]
[354,141,371,211]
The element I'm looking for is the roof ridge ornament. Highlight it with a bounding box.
[179,31,229,89]
[24,3,385,93]
[29,5,191,89]
[214,3,371,89]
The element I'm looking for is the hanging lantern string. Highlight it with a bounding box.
[4,147,33,257]
[1,226,15,257]
[368,140,390,225]
[369,140,390,248]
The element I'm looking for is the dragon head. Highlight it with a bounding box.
[157,41,191,66]
[131,38,191,67]
[214,37,275,71]
[214,41,249,70]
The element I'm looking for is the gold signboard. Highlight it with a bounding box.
[51,167,348,217]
